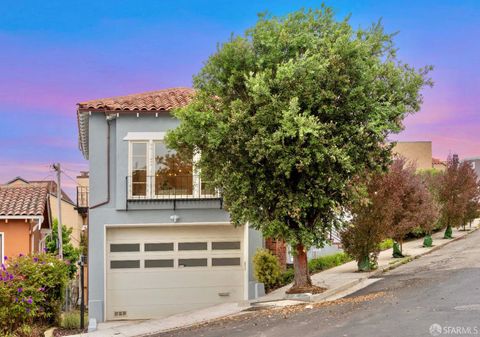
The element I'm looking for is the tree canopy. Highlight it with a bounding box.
[436,156,480,235]
[167,6,432,287]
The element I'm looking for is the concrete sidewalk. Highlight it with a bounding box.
[70,222,478,337]
[69,302,250,337]
[256,222,479,304]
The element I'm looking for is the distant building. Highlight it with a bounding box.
[4,177,84,247]
[432,158,447,171]
[463,157,480,181]
[393,141,433,170]
[0,184,52,258]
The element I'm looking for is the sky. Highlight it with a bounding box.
[1,0,479,197]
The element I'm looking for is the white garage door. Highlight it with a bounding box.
[106,225,244,320]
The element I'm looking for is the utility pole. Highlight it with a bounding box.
[52,163,63,259]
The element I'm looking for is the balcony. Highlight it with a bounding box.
[76,186,89,215]
[125,175,222,210]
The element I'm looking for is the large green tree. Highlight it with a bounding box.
[167,7,432,289]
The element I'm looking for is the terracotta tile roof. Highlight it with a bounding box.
[432,158,446,165]
[77,87,195,160]
[5,177,74,204]
[77,87,195,112]
[0,185,49,217]
[30,181,74,204]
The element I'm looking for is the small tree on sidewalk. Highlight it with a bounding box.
[418,168,443,246]
[341,177,389,271]
[436,156,480,238]
[342,158,437,267]
[383,158,437,257]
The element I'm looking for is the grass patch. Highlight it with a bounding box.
[60,311,88,330]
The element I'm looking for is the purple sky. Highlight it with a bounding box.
[1,1,479,197]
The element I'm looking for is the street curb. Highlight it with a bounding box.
[286,226,479,303]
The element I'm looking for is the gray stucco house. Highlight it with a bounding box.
[463,157,480,181]
[77,88,263,325]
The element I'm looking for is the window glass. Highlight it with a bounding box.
[212,241,241,250]
[145,259,174,268]
[145,243,174,251]
[154,142,193,196]
[110,260,140,269]
[178,258,208,267]
[178,242,208,250]
[131,143,147,196]
[212,258,241,266]
[110,243,140,252]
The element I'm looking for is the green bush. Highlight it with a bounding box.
[46,219,81,278]
[253,249,282,292]
[0,253,69,334]
[379,238,394,251]
[278,253,351,289]
[308,252,351,274]
[281,268,295,285]
[61,311,82,329]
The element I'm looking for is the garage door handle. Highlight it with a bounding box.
[218,292,230,297]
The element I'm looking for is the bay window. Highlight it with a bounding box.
[127,133,211,199]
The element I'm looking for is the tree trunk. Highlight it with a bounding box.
[293,243,311,288]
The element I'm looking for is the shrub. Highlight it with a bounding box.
[308,253,351,274]
[253,249,282,292]
[281,268,295,285]
[61,311,82,329]
[379,239,394,251]
[0,253,69,335]
[278,253,351,289]
[46,219,81,278]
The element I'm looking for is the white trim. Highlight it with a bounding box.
[103,225,107,321]
[123,132,166,141]
[0,232,4,261]
[243,223,249,300]
[0,216,43,221]
[127,139,198,199]
[105,222,231,228]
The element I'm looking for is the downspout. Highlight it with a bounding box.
[90,114,112,209]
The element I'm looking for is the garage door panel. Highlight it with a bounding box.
[106,225,245,321]
[108,270,243,289]
[107,226,243,241]
[107,286,243,307]
[109,301,233,321]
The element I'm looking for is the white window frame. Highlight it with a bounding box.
[126,132,199,199]
[128,140,150,199]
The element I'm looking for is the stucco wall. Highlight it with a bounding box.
[464,158,480,181]
[87,113,263,323]
[49,196,83,247]
[393,141,433,170]
[0,220,32,258]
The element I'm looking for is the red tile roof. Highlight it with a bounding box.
[0,185,49,217]
[77,87,195,112]
[432,158,446,165]
[5,177,74,204]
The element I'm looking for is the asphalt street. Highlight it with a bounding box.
[156,229,480,337]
